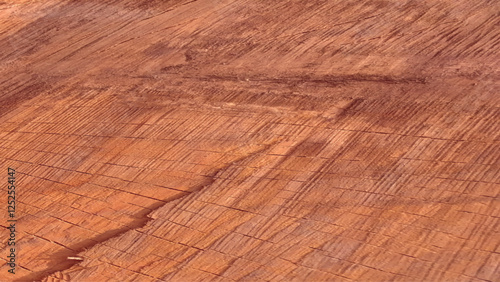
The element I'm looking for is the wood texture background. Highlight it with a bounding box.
[0,0,499,281]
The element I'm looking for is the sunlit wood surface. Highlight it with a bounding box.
[0,0,499,281]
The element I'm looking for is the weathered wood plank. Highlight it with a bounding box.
[0,0,498,281]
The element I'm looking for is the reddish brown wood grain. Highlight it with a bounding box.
[0,0,498,281]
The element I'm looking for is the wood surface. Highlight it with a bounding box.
[0,0,499,281]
